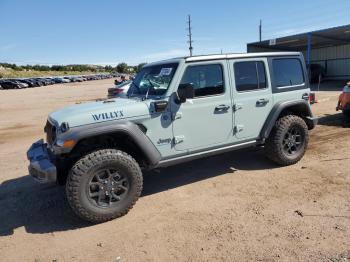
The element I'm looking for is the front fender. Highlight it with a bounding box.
[54,120,161,166]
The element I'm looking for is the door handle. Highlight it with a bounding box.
[256,98,269,106]
[215,104,230,111]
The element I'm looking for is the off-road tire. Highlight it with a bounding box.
[66,149,142,223]
[265,115,309,166]
[343,109,350,118]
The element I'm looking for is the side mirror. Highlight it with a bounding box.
[176,83,194,104]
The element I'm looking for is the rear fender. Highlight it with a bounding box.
[260,99,316,140]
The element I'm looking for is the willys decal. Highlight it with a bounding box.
[92,110,124,121]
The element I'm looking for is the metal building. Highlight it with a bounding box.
[247,24,350,80]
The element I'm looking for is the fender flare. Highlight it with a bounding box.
[56,120,161,166]
[260,99,316,140]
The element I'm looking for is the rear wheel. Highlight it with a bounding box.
[66,149,142,223]
[265,115,309,166]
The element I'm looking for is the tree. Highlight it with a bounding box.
[116,63,128,73]
[137,63,147,73]
[104,65,113,71]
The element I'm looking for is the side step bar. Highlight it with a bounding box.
[156,140,257,168]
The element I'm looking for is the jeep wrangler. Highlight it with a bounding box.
[27,52,317,223]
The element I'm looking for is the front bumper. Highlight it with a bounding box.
[27,139,57,183]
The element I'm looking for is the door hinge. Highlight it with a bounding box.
[234,125,244,133]
[233,103,243,111]
[174,135,185,144]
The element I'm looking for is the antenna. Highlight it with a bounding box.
[187,15,193,56]
[259,19,262,42]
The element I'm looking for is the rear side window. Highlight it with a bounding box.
[180,64,224,97]
[234,61,267,92]
[272,58,304,87]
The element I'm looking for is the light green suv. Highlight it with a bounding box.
[27,52,317,223]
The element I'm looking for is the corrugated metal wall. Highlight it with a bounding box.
[304,44,350,78]
[247,44,350,78]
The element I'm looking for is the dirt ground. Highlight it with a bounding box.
[0,80,349,262]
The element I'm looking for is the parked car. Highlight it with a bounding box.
[336,81,350,117]
[8,79,29,88]
[27,78,44,87]
[31,78,48,86]
[44,78,55,85]
[107,80,131,98]
[27,52,316,223]
[63,77,72,83]
[0,80,27,89]
[71,76,84,82]
[53,77,64,83]
[308,64,325,83]
[18,79,37,88]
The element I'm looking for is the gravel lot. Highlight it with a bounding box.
[0,79,349,261]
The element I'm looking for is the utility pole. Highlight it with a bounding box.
[187,15,193,56]
[259,19,262,42]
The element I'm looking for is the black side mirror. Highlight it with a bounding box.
[176,83,194,104]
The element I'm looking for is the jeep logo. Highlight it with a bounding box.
[92,110,124,121]
[157,138,172,145]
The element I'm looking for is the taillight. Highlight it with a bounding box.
[309,92,316,104]
[113,88,124,94]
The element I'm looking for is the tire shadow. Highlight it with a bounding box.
[142,147,277,197]
[0,148,277,236]
[0,177,92,236]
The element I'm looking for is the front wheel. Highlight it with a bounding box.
[66,149,143,223]
[265,115,309,166]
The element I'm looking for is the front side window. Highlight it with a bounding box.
[128,63,178,97]
[234,61,267,92]
[272,58,304,87]
[180,64,224,97]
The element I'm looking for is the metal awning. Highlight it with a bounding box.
[248,24,350,51]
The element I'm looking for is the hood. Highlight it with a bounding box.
[49,97,150,128]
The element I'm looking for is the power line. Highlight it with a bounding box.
[187,15,193,56]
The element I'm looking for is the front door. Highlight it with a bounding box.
[171,61,233,151]
[229,58,273,140]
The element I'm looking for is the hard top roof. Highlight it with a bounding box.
[145,52,301,66]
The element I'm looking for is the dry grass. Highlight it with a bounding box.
[0,67,102,78]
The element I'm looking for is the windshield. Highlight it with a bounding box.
[128,63,178,97]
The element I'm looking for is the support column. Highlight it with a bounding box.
[307,33,312,66]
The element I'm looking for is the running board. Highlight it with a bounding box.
[156,140,257,168]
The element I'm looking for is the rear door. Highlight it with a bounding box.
[229,58,273,140]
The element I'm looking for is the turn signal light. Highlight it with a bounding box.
[63,140,75,148]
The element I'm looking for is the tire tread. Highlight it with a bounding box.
[66,149,142,223]
[265,115,309,166]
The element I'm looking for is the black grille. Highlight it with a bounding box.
[44,120,56,145]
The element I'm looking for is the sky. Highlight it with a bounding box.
[0,0,349,66]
